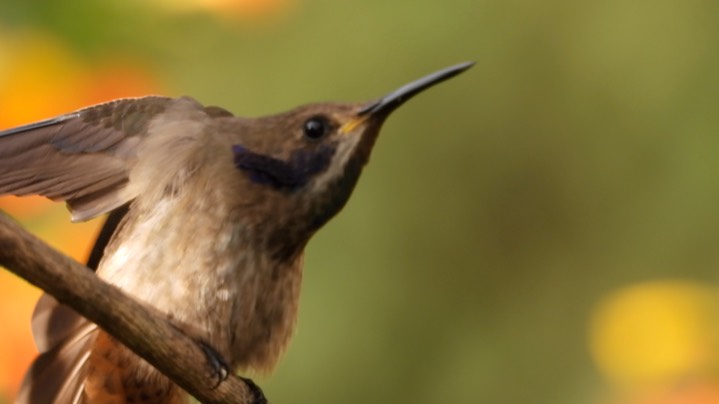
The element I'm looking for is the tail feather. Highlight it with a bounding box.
[16,295,98,404]
[30,294,88,353]
[17,202,131,403]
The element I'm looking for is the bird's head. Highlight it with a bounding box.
[224,62,473,258]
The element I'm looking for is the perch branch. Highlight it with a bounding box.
[0,211,258,404]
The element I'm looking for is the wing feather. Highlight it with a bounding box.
[0,96,174,221]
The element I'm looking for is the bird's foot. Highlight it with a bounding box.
[167,317,265,401]
[197,340,230,389]
[239,376,268,404]
[197,342,267,403]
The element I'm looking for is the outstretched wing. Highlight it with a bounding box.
[0,96,174,221]
[9,96,236,402]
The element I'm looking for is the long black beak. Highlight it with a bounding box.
[357,61,474,117]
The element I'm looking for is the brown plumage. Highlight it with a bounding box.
[2,62,473,403]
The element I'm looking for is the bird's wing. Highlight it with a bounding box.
[0,96,181,221]
[7,96,232,402]
[85,203,130,271]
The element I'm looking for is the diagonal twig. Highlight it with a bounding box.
[0,211,259,404]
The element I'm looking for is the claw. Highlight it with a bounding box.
[198,341,230,389]
[195,340,267,403]
[240,376,268,404]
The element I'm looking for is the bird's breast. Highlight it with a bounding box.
[96,188,303,372]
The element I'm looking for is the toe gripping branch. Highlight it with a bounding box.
[198,341,230,389]
[239,376,268,404]
[198,341,267,404]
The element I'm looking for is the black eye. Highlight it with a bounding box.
[303,116,330,140]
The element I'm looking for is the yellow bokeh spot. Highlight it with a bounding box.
[589,280,719,387]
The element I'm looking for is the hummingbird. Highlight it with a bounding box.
[1,62,473,403]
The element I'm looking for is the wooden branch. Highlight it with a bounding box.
[0,211,258,404]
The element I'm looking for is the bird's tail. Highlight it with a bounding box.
[16,293,98,404]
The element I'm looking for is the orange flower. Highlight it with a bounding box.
[151,0,297,22]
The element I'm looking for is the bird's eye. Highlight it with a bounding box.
[303,116,330,140]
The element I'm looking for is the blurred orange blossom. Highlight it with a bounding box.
[150,0,297,22]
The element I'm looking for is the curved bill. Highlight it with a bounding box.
[357,61,475,117]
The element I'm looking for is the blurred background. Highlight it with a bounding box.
[1,0,719,403]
